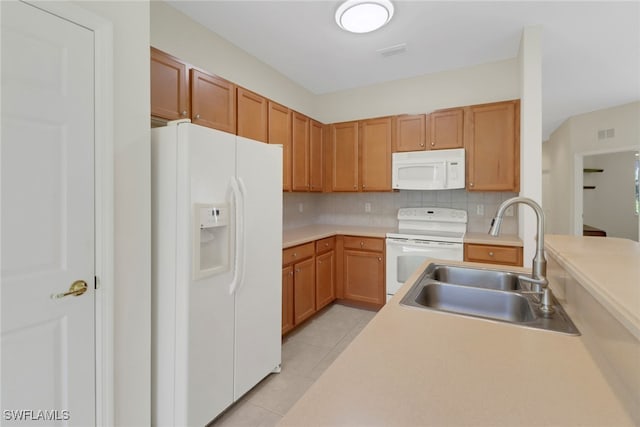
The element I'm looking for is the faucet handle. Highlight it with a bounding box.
[518,274,548,288]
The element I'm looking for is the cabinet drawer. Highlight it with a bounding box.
[283,242,315,266]
[315,237,335,254]
[343,236,384,252]
[464,243,523,266]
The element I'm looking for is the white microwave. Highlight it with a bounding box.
[392,148,465,190]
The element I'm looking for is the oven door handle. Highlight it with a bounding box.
[401,245,449,253]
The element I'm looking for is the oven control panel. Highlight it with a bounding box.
[397,207,467,223]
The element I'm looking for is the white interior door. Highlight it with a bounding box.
[1,2,96,425]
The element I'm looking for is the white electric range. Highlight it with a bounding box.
[385,207,468,300]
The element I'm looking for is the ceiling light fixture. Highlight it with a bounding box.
[335,0,394,34]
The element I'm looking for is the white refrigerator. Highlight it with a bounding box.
[151,122,282,426]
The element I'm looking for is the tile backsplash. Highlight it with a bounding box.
[283,190,519,234]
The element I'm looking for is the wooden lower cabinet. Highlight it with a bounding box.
[281,266,295,335]
[338,236,385,309]
[463,243,523,267]
[316,250,336,311]
[293,257,316,324]
[282,241,318,335]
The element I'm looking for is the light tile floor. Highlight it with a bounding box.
[210,304,377,427]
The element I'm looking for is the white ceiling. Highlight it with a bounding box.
[166,1,640,139]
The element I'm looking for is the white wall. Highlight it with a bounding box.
[314,59,519,123]
[544,101,640,236]
[583,151,639,241]
[73,2,151,426]
[150,1,316,118]
[518,26,543,264]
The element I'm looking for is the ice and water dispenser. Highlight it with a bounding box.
[193,203,229,279]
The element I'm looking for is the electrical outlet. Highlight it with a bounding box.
[298,203,304,213]
[505,206,514,217]
[476,204,484,216]
[364,202,372,213]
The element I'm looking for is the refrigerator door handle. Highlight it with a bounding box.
[234,177,248,293]
[228,177,244,295]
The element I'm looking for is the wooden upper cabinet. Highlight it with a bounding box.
[236,87,268,143]
[330,121,359,192]
[360,117,392,191]
[427,108,464,150]
[292,112,310,191]
[393,114,426,152]
[309,120,324,192]
[150,47,189,121]
[190,69,236,134]
[465,100,520,192]
[268,101,292,191]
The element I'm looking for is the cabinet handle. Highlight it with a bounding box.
[295,268,300,273]
[378,257,382,262]
[325,243,329,247]
[469,182,474,187]
[181,110,187,117]
[420,143,424,147]
[289,271,294,276]
[353,185,357,189]
[195,113,201,119]
[293,253,297,258]
[431,142,436,146]
[488,251,495,257]
[360,241,364,247]
[318,260,322,264]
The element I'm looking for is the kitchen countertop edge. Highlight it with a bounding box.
[283,225,522,248]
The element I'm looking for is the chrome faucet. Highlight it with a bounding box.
[488,197,554,314]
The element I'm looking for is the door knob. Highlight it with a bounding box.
[52,280,88,299]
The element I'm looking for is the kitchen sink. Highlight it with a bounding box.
[424,264,521,291]
[400,263,580,336]
[409,282,536,323]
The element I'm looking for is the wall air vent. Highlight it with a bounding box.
[377,43,407,58]
[597,128,615,140]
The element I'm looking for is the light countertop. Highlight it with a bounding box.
[283,225,522,248]
[277,257,635,426]
[545,234,640,340]
[283,225,394,248]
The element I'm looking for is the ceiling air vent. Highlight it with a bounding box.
[376,43,407,58]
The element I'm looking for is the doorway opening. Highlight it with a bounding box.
[575,149,640,242]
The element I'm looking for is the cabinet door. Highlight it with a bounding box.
[282,266,294,335]
[427,108,464,150]
[343,249,385,306]
[190,69,236,133]
[465,100,519,192]
[293,257,316,325]
[237,87,268,143]
[292,112,310,191]
[316,250,335,311]
[309,120,324,192]
[330,121,359,192]
[393,114,426,152]
[268,101,292,191]
[360,117,392,191]
[150,47,189,121]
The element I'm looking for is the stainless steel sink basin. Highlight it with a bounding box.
[410,282,536,323]
[400,263,580,336]
[424,264,521,291]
